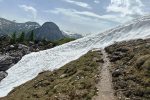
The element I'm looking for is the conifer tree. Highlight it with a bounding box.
[18,32,25,42]
[29,30,35,41]
[10,32,16,44]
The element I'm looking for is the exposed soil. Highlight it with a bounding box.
[93,49,116,100]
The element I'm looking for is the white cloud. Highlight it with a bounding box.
[106,0,146,17]
[63,0,91,9]
[94,0,100,4]
[45,8,132,23]
[19,5,37,20]
[45,8,119,34]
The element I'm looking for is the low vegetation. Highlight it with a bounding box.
[0,33,76,53]
[53,37,75,45]
[0,50,103,100]
[105,38,150,100]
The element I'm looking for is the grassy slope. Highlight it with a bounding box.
[1,50,103,100]
[105,38,150,100]
[53,37,75,45]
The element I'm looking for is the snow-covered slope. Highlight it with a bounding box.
[0,16,150,97]
[62,30,83,39]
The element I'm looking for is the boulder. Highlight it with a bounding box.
[29,41,34,46]
[112,69,122,77]
[0,56,13,71]
[0,71,8,81]
[5,45,16,51]
[110,55,121,62]
[18,44,28,50]
[110,51,126,62]
[116,47,129,52]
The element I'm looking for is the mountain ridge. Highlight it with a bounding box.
[0,18,40,36]
[0,18,82,41]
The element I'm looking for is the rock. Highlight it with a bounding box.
[18,44,28,50]
[47,43,53,48]
[145,43,150,48]
[5,45,15,51]
[29,41,34,46]
[93,57,104,63]
[12,57,21,64]
[36,48,40,51]
[0,56,13,71]
[116,47,129,52]
[110,51,126,62]
[110,55,121,62]
[10,45,15,48]
[118,81,127,89]
[0,71,8,81]
[9,51,23,57]
[60,74,67,78]
[112,69,122,77]
[38,42,44,46]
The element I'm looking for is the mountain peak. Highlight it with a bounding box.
[42,22,59,29]
[30,22,64,41]
[25,21,40,25]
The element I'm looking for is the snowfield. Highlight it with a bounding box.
[0,16,150,97]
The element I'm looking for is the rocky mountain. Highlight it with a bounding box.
[0,18,66,41]
[28,22,65,41]
[0,18,40,36]
[62,31,83,39]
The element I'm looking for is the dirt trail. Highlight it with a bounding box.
[93,49,116,100]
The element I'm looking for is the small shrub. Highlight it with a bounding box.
[135,55,150,69]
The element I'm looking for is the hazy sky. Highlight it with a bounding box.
[0,0,149,35]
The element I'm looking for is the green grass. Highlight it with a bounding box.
[53,37,75,45]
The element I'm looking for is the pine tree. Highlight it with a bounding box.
[10,32,16,44]
[29,30,35,41]
[18,32,25,42]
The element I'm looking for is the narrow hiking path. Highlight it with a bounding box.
[93,49,116,100]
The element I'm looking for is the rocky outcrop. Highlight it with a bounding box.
[0,71,8,81]
[0,40,56,82]
[29,22,65,41]
[0,55,15,71]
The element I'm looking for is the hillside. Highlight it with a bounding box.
[105,38,150,100]
[0,15,150,97]
[0,50,103,100]
[0,36,76,81]
[1,38,149,100]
